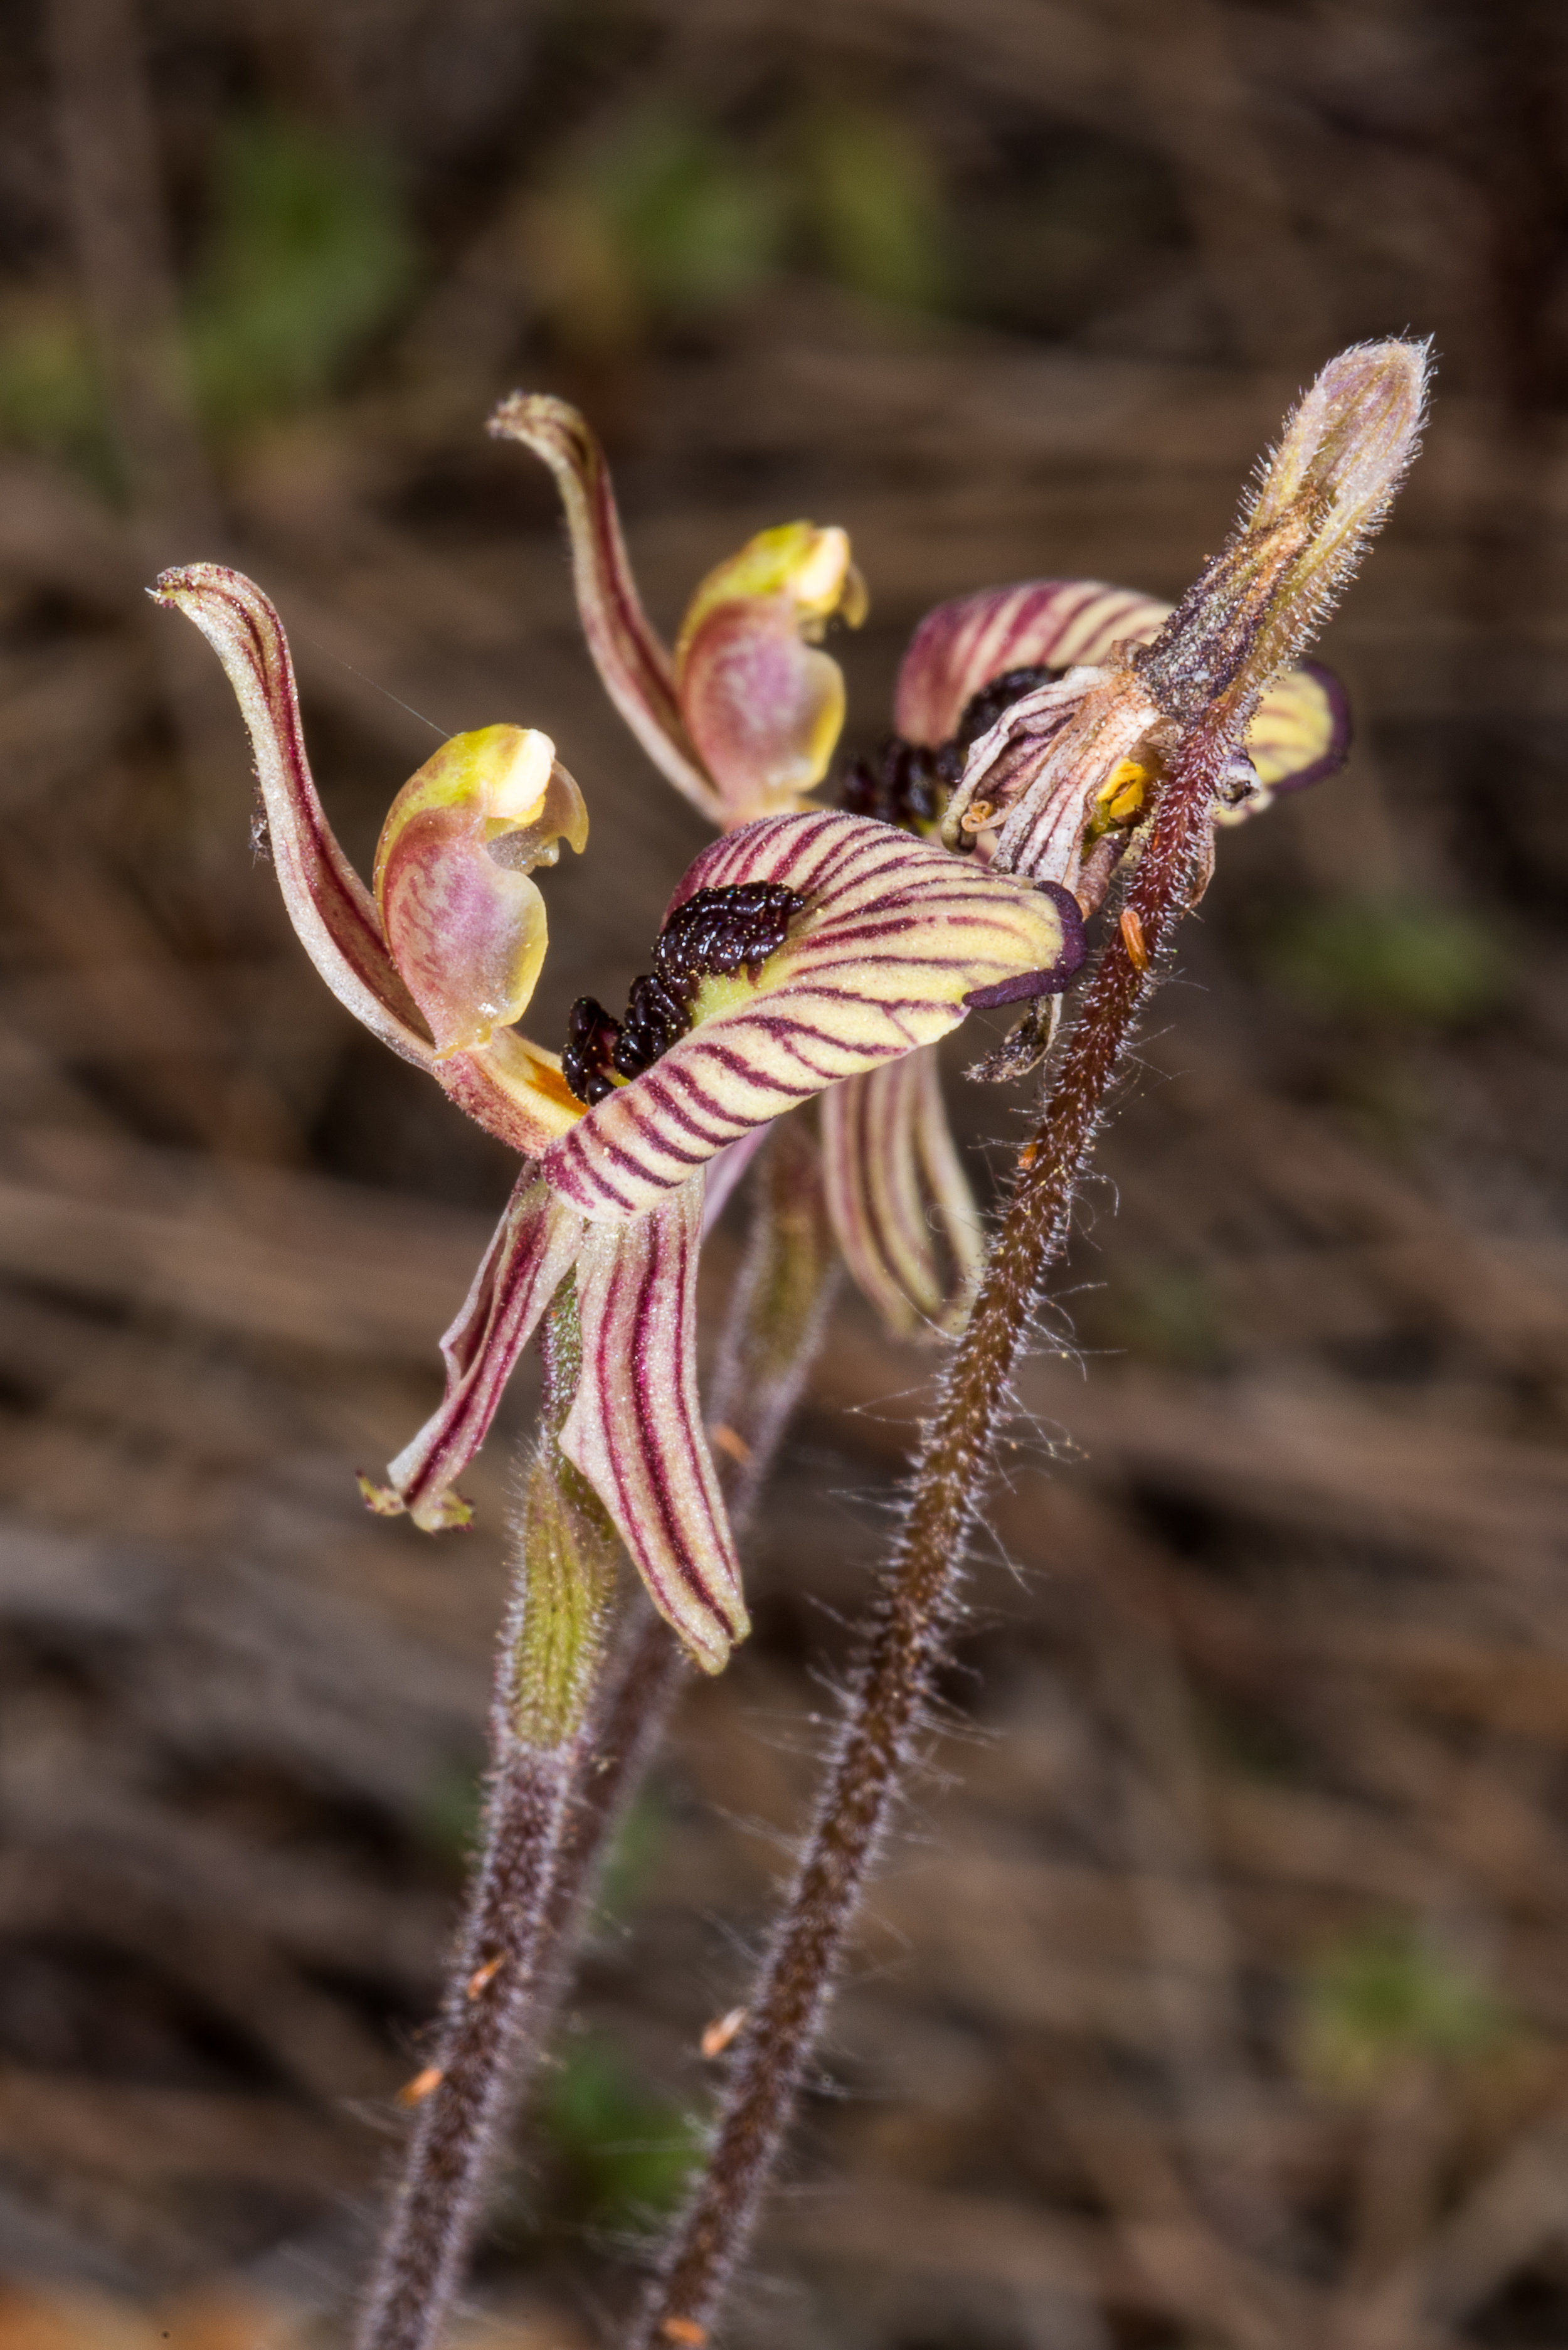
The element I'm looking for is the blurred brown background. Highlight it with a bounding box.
[3,2,1567,2345]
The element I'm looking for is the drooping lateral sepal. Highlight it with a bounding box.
[821,1045,983,1337]
[487,393,721,821]
[151,563,433,1070]
[541,810,1080,1221]
[559,1172,748,1675]
[363,1171,584,1531]
[709,1115,840,1526]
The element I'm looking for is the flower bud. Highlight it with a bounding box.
[1134,339,1429,730]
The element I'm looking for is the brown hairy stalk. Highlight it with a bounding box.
[633,720,1231,2348]
[359,1129,839,2350]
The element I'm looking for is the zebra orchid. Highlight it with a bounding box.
[492,395,1032,1338]
[828,489,1355,1248]
[850,581,1347,873]
[489,392,866,829]
[901,349,1385,905]
[153,564,1078,1672]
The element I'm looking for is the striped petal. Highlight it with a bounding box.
[362,1171,583,1532]
[821,1045,983,1337]
[487,393,722,822]
[541,810,1083,1221]
[896,578,1350,810]
[894,580,1171,748]
[675,523,866,822]
[559,1172,747,1674]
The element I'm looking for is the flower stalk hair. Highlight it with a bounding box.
[633,338,1429,2350]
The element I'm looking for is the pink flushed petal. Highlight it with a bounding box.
[366,1171,583,1531]
[487,395,722,822]
[379,800,547,1058]
[894,580,1172,748]
[679,597,843,819]
[541,811,1076,1222]
[152,564,432,1069]
[560,1174,747,1674]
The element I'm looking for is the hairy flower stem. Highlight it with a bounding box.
[359,1741,576,2350]
[361,1132,840,2350]
[633,723,1230,2350]
[359,1288,620,2350]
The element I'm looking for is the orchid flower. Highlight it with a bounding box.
[489,397,1026,1334]
[495,394,1350,1335]
[831,571,1352,1125]
[850,574,1349,898]
[152,564,1079,1672]
[489,393,866,830]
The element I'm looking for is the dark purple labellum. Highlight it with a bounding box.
[962,882,1087,1006]
[615,970,688,1079]
[841,736,960,833]
[953,664,1063,748]
[655,881,802,989]
[562,883,806,1103]
[563,997,623,1104]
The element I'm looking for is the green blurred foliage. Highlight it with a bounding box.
[185,114,415,432]
[1264,894,1512,1028]
[797,100,947,310]
[538,2033,698,2223]
[1298,1918,1508,2096]
[0,114,413,483]
[0,294,116,489]
[527,107,784,357]
[583,109,783,314]
[412,1757,485,1864]
[596,1785,669,1920]
[528,96,948,357]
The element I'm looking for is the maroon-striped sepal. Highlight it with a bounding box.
[821,1045,983,1337]
[361,1171,583,1531]
[559,1173,748,1674]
